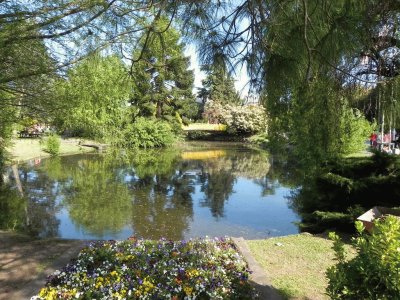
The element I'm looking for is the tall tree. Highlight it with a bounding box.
[56,54,131,140]
[0,20,57,177]
[130,17,197,121]
[198,63,242,105]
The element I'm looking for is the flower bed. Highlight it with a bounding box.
[32,238,256,299]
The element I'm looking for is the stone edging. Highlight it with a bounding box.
[232,237,283,300]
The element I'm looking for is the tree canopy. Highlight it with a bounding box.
[198,63,242,105]
[1,0,400,161]
[130,17,197,121]
[55,54,131,140]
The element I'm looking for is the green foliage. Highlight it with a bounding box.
[288,80,373,164]
[0,94,15,176]
[247,133,269,147]
[339,108,373,154]
[63,159,132,236]
[292,153,400,232]
[115,117,175,148]
[203,100,267,135]
[327,217,400,299]
[56,54,131,140]
[130,17,197,121]
[41,134,60,156]
[198,63,242,106]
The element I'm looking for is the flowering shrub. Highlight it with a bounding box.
[32,238,255,300]
[203,100,267,135]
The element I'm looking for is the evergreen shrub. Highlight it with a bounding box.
[292,152,400,232]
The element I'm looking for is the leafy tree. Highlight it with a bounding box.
[290,152,400,233]
[0,20,58,173]
[130,17,197,122]
[198,63,242,106]
[56,54,131,140]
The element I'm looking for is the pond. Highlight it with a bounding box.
[2,142,301,240]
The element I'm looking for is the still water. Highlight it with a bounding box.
[4,142,300,240]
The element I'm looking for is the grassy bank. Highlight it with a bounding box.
[247,234,355,300]
[6,138,95,163]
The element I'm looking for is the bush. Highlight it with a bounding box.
[247,132,269,147]
[291,153,400,233]
[326,217,400,299]
[116,117,175,148]
[203,100,268,135]
[42,134,61,156]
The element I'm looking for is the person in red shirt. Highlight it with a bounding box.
[370,132,377,147]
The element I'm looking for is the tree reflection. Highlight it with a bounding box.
[0,184,26,231]
[3,144,290,239]
[62,158,132,237]
[199,169,235,218]
[127,152,195,240]
[3,162,62,237]
[194,149,269,218]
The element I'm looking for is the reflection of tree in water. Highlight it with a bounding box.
[4,162,62,237]
[0,185,26,231]
[3,145,286,239]
[252,153,305,196]
[200,150,270,179]
[129,163,195,240]
[115,148,181,178]
[196,150,269,218]
[253,177,280,196]
[62,158,132,238]
[199,169,236,218]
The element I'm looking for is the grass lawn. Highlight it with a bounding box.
[247,233,355,300]
[7,138,95,162]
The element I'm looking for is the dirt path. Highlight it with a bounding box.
[0,231,86,300]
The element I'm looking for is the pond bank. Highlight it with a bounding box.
[6,138,96,163]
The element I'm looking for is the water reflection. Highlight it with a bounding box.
[2,143,300,240]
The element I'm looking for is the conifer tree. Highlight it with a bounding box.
[198,64,242,106]
[130,17,197,122]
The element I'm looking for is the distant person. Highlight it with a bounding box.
[395,131,400,149]
[370,132,377,147]
[382,145,391,154]
[392,129,397,142]
[384,133,391,143]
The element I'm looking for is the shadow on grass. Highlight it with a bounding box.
[250,280,284,300]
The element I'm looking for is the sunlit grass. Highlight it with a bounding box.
[247,234,355,300]
[7,138,95,162]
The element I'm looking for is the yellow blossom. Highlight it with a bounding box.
[183,286,193,296]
